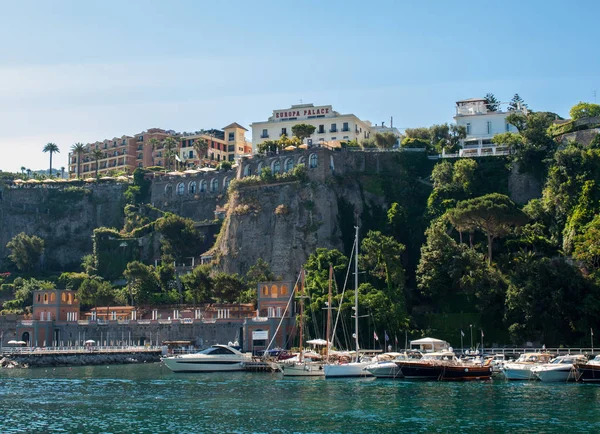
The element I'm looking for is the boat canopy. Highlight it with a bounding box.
[410,337,450,353]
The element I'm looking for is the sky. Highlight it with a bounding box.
[1,0,599,172]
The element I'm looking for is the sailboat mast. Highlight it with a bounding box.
[354,225,359,358]
[299,268,305,364]
[326,264,333,363]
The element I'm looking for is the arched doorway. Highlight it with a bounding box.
[21,332,30,344]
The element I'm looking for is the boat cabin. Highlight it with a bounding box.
[409,337,450,353]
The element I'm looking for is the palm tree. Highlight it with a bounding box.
[163,137,179,171]
[71,143,86,178]
[148,138,160,166]
[43,143,60,176]
[60,167,65,179]
[26,168,31,178]
[91,148,104,178]
[193,138,209,167]
[20,166,25,175]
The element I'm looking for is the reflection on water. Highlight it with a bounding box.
[1,364,600,433]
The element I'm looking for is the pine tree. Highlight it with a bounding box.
[484,93,500,112]
[508,93,528,111]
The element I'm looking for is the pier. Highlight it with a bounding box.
[0,345,163,368]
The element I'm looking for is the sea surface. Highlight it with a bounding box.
[1,363,599,433]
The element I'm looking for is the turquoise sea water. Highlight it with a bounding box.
[1,363,600,433]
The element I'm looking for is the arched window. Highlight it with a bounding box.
[165,184,173,196]
[67,293,73,304]
[199,180,207,192]
[176,182,185,195]
[284,158,294,172]
[50,292,56,302]
[272,160,280,174]
[189,181,197,194]
[223,177,230,190]
[298,156,306,167]
[37,294,41,302]
[210,178,218,192]
[243,165,252,177]
[309,153,318,168]
[257,162,264,174]
[44,293,48,303]
[280,285,288,295]
[61,293,66,302]
[262,286,269,296]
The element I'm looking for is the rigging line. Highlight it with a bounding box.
[331,236,356,347]
[264,271,302,353]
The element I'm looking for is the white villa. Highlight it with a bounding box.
[445,97,525,158]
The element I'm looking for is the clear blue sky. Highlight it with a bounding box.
[1,0,599,172]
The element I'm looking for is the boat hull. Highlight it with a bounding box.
[502,364,536,380]
[281,362,324,377]
[365,362,404,379]
[576,363,600,382]
[162,358,245,372]
[395,362,440,380]
[533,367,575,382]
[324,362,373,378]
[438,365,492,381]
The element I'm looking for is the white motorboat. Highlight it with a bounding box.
[531,355,587,382]
[162,344,250,372]
[501,353,553,380]
[364,352,421,379]
[324,359,373,378]
[280,361,325,377]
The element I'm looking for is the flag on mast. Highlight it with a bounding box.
[373,332,379,341]
[592,328,594,337]
[384,331,389,342]
[461,330,465,337]
[481,330,484,338]
[395,335,398,344]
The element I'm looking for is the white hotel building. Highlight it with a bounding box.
[449,98,523,158]
[250,103,400,150]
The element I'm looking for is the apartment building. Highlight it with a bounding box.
[68,124,250,178]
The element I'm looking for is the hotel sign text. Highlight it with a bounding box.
[274,106,332,120]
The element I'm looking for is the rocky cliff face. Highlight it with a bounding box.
[212,179,382,280]
[0,185,125,270]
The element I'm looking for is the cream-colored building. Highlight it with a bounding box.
[251,104,399,151]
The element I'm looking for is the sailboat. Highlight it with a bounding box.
[324,226,373,378]
[280,268,325,377]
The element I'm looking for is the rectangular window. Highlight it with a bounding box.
[261,129,268,138]
[318,125,325,134]
[330,123,337,133]
[331,137,336,140]
[342,122,349,131]
[487,121,492,135]
[466,123,471,135]
[505,122,510,132]
[189,150,193,158]
[281,127,287,136]
[228,132,235,141]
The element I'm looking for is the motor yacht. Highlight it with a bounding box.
[395,351,492,381]
[575,355,600,382]
[364,352,421,379]
[531,355,586,382]
[162,344,250,372]
[501,353,553,380]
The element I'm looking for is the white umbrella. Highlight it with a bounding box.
[7,340,18,344]
[16,341,27,345]
[85,340,96,344]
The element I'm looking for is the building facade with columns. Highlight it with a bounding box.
[250,103,401,151]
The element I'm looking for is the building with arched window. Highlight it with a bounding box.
[16,289,80,347]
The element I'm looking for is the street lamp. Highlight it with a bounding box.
[469,324,473,349]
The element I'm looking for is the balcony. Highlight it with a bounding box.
[329,129,337,133]
[260,134,269,138]
[341,128,349,132]
[317,130,325,134]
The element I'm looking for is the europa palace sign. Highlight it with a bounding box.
[273,105,333,120]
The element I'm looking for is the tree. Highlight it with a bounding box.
[154,214,205,261]
[20,166,25,174]
[212,272,246,303]
[60,166,65,179]
[91,148,104,178]
[573,215,600,277]
[43,143,60,176]
[6,232,45,272]
[404,127,431,141]
[193,138,209,166]
[291,124,316,142]
[181,264,213,304]
[218,161,232,171]
[401,137,429,149]
[448,193,528,264]
[163,137,179,171]
[484,93,500,112]
[123,261,160,305]
[71,143,86,178]
[508,94,528,111]
[491,132,525,154]
[373,132,398,149]
[569,102,600,120]
[147,138,160,166]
